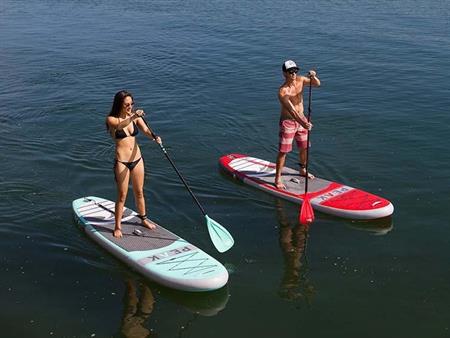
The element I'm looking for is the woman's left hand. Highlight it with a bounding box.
[155,136,162,144]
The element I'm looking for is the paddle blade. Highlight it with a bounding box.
[206,215,234,253]
[299,195,315,226]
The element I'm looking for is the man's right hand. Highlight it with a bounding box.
[300,116,313,130]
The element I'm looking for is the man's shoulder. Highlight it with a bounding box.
[279,82,290,93]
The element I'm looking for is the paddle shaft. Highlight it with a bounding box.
[304,75,313,194]
[141,117,208,216]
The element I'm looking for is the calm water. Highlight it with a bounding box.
[1,0,449,337]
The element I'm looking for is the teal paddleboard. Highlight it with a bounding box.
[72,196,228,292]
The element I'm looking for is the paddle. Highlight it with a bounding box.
[140,116,234,253]
[299,73,315,226]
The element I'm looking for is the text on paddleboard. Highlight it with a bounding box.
[138,245,196,265]
[314,186,352,202]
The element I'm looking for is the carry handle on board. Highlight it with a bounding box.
[141,116,234,253]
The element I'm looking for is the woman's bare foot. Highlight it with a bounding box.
[142,218,156,230]
[113,228,123,238]
[138,215,156,230]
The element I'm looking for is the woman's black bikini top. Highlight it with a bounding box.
[115,122,139,139]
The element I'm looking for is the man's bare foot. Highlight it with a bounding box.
[275,180,286,190]
[300,169,315,179]
[138,215,156,230]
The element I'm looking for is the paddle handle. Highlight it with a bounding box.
[141,117,208,217]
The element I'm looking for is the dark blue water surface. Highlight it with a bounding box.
[1,0,449,337]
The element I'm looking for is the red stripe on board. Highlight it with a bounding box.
[320,188,391,210]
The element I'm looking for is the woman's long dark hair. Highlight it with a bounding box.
[106,90,133,131]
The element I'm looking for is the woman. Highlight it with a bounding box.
[106,90,161,238]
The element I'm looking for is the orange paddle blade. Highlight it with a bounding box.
[299,195,315,226]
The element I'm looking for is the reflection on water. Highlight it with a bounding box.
[345,217,394,236]
[272,196,393,303]
[118,276,230,337]
[120,279,155,338]
[275,201,315,303]
[158,283,230,317]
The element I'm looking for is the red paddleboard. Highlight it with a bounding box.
[219,154,394,220]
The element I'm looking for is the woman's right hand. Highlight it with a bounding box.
[135,109,145,118]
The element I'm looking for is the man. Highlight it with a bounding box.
[275,60,321,190]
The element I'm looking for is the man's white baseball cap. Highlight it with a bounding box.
[282,60,299,72]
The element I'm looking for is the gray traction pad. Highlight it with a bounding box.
[79,201,182,252]
[247,166,331,194]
